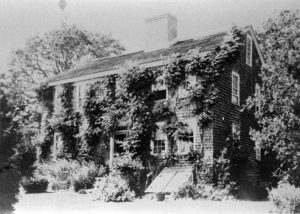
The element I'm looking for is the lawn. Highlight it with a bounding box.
[14,191,273,214]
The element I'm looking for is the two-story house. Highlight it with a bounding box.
[47,14,264,193]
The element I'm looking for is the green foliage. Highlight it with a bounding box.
[213,134,245,194]
[0,89,23,213]
[117,64,157,158]
[269,181,300,214]
[111,151,145,196]
[247,10,300,185]
[84,76,118,160]
[173,182,233,201]
[71,162,99,192]
[164,26,242,127]
[21,176,48,193]
[35,159,99,191]
[35,83,54,112]
[93,173,135,202]
[4,24,125,103]
[39,121,54,160]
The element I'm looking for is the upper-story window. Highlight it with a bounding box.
[54,86,63,114]
[178,75,197,98]
[152,80,167,101]
[246,34,253,67]
[232,71,240,105]
[255,83,261,113]
[76,83,86,111]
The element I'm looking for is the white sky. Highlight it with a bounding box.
[0,0,300,74]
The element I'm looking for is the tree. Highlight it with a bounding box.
[0,89,22,213]
[247,10,300,185]
[2,24,125,104]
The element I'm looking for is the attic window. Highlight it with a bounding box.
[246,34,253,67]
[255,83,261,113]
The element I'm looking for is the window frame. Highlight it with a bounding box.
[76,83,86,111]
[231,71,240,106]
[53,132,63,155]
[151,123,167,155]
[232,123,241,140]
[178,75,197,98]
[152,80,168,101]
[153,139,166,155]
[246,34,253,67]
[255,83,261,114]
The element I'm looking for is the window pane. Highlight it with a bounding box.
[154,90,166,101]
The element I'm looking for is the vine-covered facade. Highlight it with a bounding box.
[43,14,264,190]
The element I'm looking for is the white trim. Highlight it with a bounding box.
[48,60,166,86]
[231,71,240,106]
[245,26,265,66]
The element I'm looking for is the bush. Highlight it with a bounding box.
[111,152,144,196]
[72,162,99,192]
[93,173,135,202]
[35,159,99,192]
[173,182,234,201]
[21,176,48,193]
[269,182,300,214]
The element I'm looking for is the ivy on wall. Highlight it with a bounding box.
[163,26,242,127]
[38,26,243,166]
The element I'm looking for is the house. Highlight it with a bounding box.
[46,14,264,192]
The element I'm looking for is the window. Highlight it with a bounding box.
[152,80,167,101]
[246,34,253,66]
[232,71,240,105]
[232,123,240,139]
[255,83,261,113]
[76,83,86,111]
[53,133,63,155]
[178,75,197,98]
[255,142,261,161]
[153,139,166,155]
[152,124,167,155]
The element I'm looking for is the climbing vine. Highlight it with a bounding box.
[163,26,242,127]
[38,26,243,169]
[83,75,118,161]
[50,83,82,159]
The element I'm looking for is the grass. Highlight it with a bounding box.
[15,191,273,214]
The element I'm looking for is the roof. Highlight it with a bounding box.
[47,31,226,84]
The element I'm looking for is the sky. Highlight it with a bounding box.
[0,0,300,74]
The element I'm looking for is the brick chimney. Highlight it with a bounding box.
[144,13,177,51]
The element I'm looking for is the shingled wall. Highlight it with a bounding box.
[212,33,262,185]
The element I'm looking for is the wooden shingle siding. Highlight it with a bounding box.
[212,33,261,184]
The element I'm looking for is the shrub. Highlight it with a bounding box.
[72,161,99,192]
[174,183,200,200]
[35,159,99,192]
[21,176,48,193]
[173,182,234,201]
[111,152,144,196]
[93,173,135,202]
[269,182,300,214]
